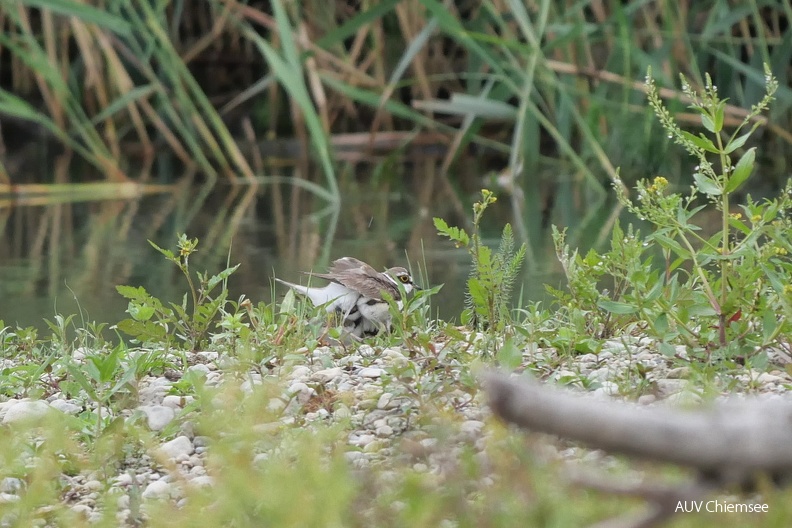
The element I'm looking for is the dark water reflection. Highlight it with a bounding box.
[0,175,615,331]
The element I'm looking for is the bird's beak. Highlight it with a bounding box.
[413,283,423,291]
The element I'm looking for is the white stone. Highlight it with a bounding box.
[49,400,82,415]
[460,420,485,435]
[311,367,344,383]
[587,368,611,383]
[84,480,102,491]
[2,400,51,424]
[757,372,784,384]
[158,436,194,460]
[162,395,186,409]
[352,434,376,447]
[241,378,262,394]
[189,476,214,489]
[289,366,311,380]
[187,364,211,376]
[598,381,620,396]
[375,425,394,437]
[333,405,352,420]
[141,480,171,500]
[114,474,134,487]
[0,493,19,504]
[655,379,687,398]
[359,367,384,378]
[0,478,22,494]
[139,405,175,431]
[71,504,92,516]
[637,394,657,405]
[116,494,130,509]
[287,382,315,404]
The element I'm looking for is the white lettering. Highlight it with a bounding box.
[675,501,702,513]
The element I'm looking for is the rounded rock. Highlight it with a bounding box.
[359,367,384,378]
[49,400,82,415]
[142,480,171,500]
[2,400,51,424]
[311,367,344,383]
[158,435,195,460]
[139,405,176,431]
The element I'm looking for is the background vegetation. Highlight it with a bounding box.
[2,0,792,202]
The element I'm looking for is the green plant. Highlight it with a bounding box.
[383,278,444,353]
[115,235,239,351]
[64,343,137,440]
[435,189,526,332]
[553,65,792,364]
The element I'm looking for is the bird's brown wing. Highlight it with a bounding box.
[306,257,370,284]
[313,257,400,300]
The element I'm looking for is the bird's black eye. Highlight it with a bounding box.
[399,275,410,283]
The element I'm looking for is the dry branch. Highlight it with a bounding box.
[484,372,792,487]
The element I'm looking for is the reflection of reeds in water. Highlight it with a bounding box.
[0,145,626,329]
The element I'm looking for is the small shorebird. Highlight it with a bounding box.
[275,257,421,337]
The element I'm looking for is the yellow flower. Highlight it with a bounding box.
[729,212,742,220]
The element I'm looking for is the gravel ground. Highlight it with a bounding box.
[1,335,791,523]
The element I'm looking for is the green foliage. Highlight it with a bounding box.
[435,189,526,332]
[116,235,239,351]
[551,65,792,363]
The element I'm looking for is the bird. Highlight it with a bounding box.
[275,257,421,337]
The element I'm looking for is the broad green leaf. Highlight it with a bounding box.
[693,172,722,196]
[433,218,469,246]
[597,299,638,314]
[207,264,241,291]
[496,338,523,371]
[724,131,751,154]
[700,113,716,133]
[415,94,517,119]
[725,147,755,193]
[658,342,677,357]
[762,309,778,344]
[713,101,725,133]
[148,240,176,260]
[681,131,718,153]
[127,302,155,322]
[115,285,148,300]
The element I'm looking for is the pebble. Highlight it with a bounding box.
[637,394,657,405]
[666,367,690,379]
[189,476,214,488]
[158,436,194,460]
[757,372,784,384]
[0,478,22,494]
[375,425,394,437]
[140,405,176,431]
[2,400,51,424]
[654,379,687,398]
[48,400,82,415]
[460,420,485,435]
[287,382,315,404]
[162,395,190,409]
[290,365,312,380]
[311,367,344,383]
[3,328,789,521]
[359,367,384,378]
[142,480,171,500]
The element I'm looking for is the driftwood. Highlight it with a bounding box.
[484,372,790,527]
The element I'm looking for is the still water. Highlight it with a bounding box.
[0,173,618,331]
